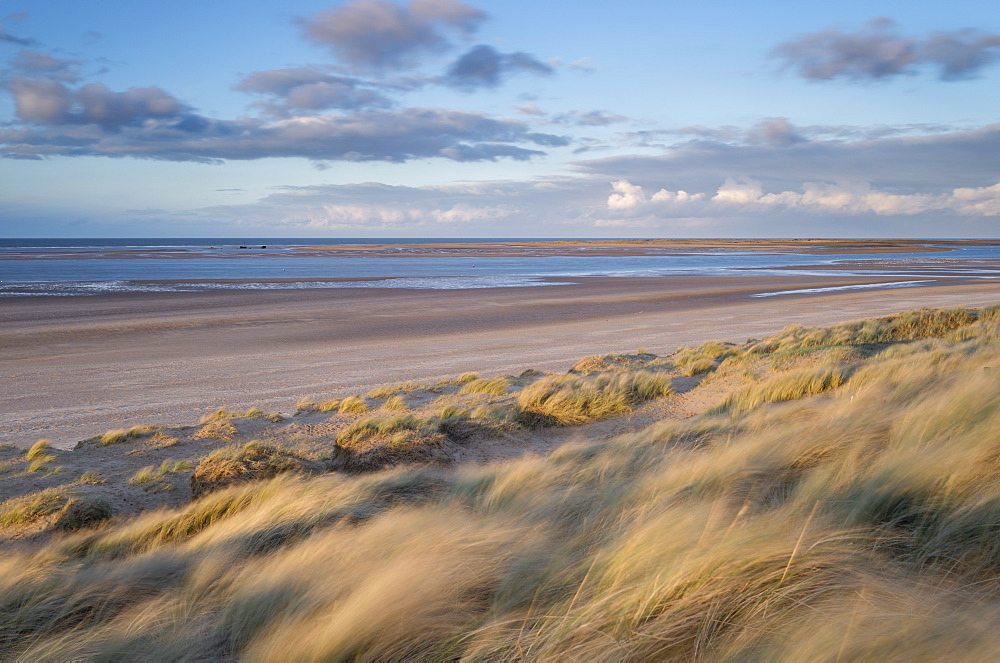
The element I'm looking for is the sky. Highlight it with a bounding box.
[0,0,998,238]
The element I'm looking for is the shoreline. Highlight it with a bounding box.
[3,272,999,449]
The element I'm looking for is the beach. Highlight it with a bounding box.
[3,269,999,448]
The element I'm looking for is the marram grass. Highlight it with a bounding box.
[6,306,1000,659]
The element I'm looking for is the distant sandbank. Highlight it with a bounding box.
[294,238,1000,257]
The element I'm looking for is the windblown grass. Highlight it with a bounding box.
[713,364,849,414]
[334,415,450,472]
[6,306,1000,659]
[200,408,283,424]
[516,370,672,426]
[673,339,740,373]
[190,442,319,498]
[78,424,160,448]
[337,396,368,414]
[0,487,70,528]
[25,440,52,460]
[458,376,509,396]
[129,459,193,490]
[570,352,656,373]
[382,395,409,411]
[367,381,429,399]
[295,397,342,413]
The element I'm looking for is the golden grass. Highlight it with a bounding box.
[367,381,429,399]
[129,459,193,488]
[338,396,368,414]
[570,352,654,373]
[26,454,58,473]
[516,370,672,426]
[190,442,319,498]
[0,487,70,528]
[7,306,1000,659]
[199,408,283,424]
[77,424,160,448]
[77,470,106,485]
[25,439,52,460]
[458,377,509,396]
[713,364,849,414]
[382,395,409,411]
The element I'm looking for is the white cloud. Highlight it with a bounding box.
[607,179,646,209]
[607,178,1000,217]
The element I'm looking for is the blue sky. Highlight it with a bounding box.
[1,0,998,237]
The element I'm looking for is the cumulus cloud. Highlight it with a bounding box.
[443,44,552,89]
[7,76,189,129]
[234,67,392,113]
[605,178,1000,217]
[773,17,1000,81]
[298,0,485,70]
[607,179,645,209]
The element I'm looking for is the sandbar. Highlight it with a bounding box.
[2,267,999,449]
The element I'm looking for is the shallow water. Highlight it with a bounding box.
[2,238,999,296]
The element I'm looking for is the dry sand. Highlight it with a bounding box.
[2,272,999,449]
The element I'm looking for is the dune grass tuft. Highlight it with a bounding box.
[338,396,368,414]
[714,364,848,414]
[367,381,429,399]
[458,377,509,396]
[570,352,655,374]
[0,487,70,528]
[79,424,161,447]
[77,470,106,485]
[200,408,283,424]
[54,497,114,531]
[334,415,451,472]
[456,372,479,383]
[190,442,319,498]
[516,370,672,426]
[26,439,53,460]
[382,395,409,411]
[129,459,193,489]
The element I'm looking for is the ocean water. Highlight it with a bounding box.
[1,238,999,297]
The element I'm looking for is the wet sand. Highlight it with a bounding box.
[2,272,999,448]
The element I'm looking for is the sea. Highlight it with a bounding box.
[1,238,999,298]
